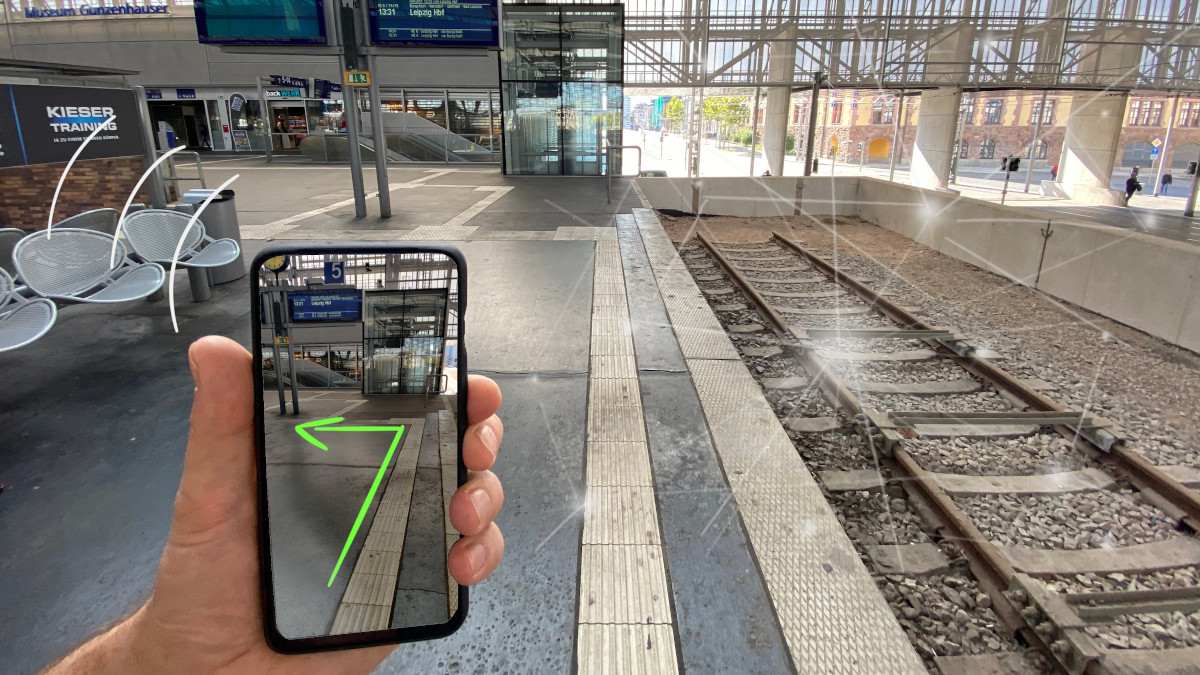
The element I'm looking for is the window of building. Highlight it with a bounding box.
[962,96,975,125]
[984,99,1003,124]
[1181,101,1200,127]
[1129,100,1165,126]
[1030,99,1055,125]
[831,101,842,124]
[883,100,895,124]
[871,99,883,124]
[959,140,970,158]
[1035,139,1047,159]
[980,138,995,159]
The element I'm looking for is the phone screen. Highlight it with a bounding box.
[251,246,466,651]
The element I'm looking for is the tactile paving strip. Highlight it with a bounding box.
[577,237,681,674]
[632,208,925,674]
[329,419,424,635]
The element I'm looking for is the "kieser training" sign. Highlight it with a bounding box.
[23,5,170,18]
[0,85,144,167]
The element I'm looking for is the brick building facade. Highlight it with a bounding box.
[768,90,1200,173]
[0,156,150,232]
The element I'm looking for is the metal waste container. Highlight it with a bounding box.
[182,189,245,284]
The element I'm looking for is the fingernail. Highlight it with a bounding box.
[476,423,497,455]
[464,541,487,576]
[470,488,491,521]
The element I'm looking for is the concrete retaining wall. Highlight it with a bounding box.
[635,175,1200,352]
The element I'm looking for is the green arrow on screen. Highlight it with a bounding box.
[295,417,406,587]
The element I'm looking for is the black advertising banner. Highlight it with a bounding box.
[0,87,26,168]
[9,85,145,165]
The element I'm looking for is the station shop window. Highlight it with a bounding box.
[979,138,995,159]
[983,99,1003,124]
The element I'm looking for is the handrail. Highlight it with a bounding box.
[606,145,643,204]
[157,149,207,189]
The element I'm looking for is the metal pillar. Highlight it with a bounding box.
[258,77,272,163]
[804,72,822,176]
[367,54,391,218]
[132,85,168,208]
[1154,92,1180,197]
[749,86,760,176]
[1186,169,1200,217]
[1023,90,1048,192]
[889,90,905,182]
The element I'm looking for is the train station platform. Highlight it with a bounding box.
[0,161,924,674]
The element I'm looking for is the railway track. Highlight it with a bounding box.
[681,232,1200,675]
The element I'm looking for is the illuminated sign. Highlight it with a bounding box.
[368,0,498,47]
[3,85,144,166]
[195,0,327,45]
[265,89,304,98]
[290,290,363,322]
[23,4,169,18]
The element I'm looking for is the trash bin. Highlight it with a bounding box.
[182,189,245,284]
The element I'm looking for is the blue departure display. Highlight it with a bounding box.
[290,291,363,322]
[369,0,498,46]
[195,0,327,45]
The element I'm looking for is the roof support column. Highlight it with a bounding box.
[910,88,962,190]
[762,27,797,177]
[1056,91,1130,205]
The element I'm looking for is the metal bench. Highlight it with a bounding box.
[121,209,240,302]
[13,228,166,304]
[0,267,56,352]
[53,208,120,236]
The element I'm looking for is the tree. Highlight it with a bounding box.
[702,96,749,147]
[664,97,686,133]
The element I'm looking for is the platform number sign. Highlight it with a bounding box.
[324,261,345,283]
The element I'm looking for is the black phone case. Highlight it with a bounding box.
[249,243,469,653]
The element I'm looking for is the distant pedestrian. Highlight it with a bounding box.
[1050,164,1058,181]
[198,125,210,150]
[1125,172,1143,206]
[1160,172,1173,195]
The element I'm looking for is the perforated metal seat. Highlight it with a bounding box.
[12,228,166,303]
[0,228,24,276]
[121,209,240,268]
[54,208,120,236]
[0,267,56,352]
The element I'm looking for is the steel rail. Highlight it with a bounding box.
[695,232,1015,591]
[770,232,1200,531]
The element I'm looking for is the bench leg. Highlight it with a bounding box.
[188,267,212,302]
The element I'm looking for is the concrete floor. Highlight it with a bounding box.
[0,168,793,674]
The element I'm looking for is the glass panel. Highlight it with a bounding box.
[562,9,621,82]
[206,100,225,150]
[503,82,562,174]
[363,288,449,395]
[447,92,501,161]
[502,7,562,81]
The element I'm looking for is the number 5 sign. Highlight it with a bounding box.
[324,261,345,283]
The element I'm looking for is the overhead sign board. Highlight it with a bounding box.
[176,88,197,99]
[1,85,144,167]
[368,0,498,47]
[289,290,363,322]
[195,0,327,45]
[343,71,371,87]
[271,75,308,89]
[313,78,343,98]
[22,4,169,19]
[265,89,304,98]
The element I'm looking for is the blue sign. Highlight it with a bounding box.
[324,261,345,283]
[195,0,327,45]
[1151,147,1161,156]
[313,78,343,99]
[369,0,498,47]
[145,89,162,100]
[176,88,196,99]
[289,290,362,322]
[271,75,308,88]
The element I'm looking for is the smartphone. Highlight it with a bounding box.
[250,244,468,653]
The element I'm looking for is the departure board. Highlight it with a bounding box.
[195,0,327,45]
[368,0,498,47]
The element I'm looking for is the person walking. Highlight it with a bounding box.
[1050,164,1058,181]
[1160,171,1173,196]
[1125,171,1143,206]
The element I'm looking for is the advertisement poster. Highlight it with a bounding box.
[7,85,145,166]
[232,129,251,150]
